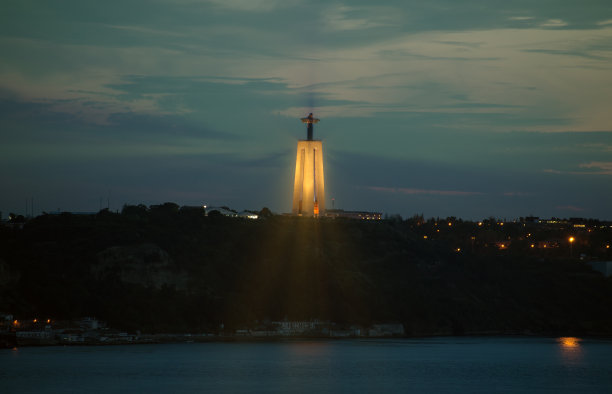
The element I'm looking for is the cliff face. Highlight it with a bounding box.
[94,244,188,290]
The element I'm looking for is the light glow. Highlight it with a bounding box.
[559,337,580,348]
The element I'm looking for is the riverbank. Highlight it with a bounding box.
[4,330,612,349]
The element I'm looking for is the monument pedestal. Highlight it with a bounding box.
[292,140,325,216]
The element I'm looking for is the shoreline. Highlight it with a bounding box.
[4,331,612,349]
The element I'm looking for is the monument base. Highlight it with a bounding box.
[292,140,325,216]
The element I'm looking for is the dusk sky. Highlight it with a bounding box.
[2,0,612,220]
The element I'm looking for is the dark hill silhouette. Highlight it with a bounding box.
[1,206,611,335]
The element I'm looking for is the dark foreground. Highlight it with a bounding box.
[1,208,611,336]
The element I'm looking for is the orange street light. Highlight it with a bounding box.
[569,236,575,257]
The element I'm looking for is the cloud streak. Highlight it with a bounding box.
[579,161,612,175]
[367,186,482,196]
[544,162,612,176]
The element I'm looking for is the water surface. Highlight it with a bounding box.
[2,337,611,393]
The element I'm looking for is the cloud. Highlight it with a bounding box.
[544,161,612,176]
[322,4,397,31]
[367,186,482,196]
[508,16,534,21]
[540,19,568,28]
[579,161,612,175]
[597,19,612,26]
[202,0,300,12]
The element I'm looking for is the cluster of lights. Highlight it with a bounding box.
[12,318,52,326]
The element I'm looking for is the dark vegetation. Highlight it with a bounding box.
[1,204,611,336]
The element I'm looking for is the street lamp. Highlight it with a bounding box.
[569,236,575,257]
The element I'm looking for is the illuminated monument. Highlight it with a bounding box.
[292,113,325,216]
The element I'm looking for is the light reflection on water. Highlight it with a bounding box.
[557,336,583,365]
[1,337,612,394]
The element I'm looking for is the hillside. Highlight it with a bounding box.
[1,205,611,336]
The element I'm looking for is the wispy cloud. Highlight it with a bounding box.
[579,161,612,175]
[509,16,534,21]
[596,19,612,26]
[367,186,482,196]
[540,19,568,28]
[203,0,300,12]
[544,162,612,176]
[323,4,397,31]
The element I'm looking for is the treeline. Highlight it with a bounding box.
[0,205,611,336]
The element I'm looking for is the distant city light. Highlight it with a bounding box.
[569,237,575,243]
[559,337,580,348]
[423,235,428,239]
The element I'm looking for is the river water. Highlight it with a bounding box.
[2,337,612,393]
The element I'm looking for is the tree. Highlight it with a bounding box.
[259,207,273,218]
